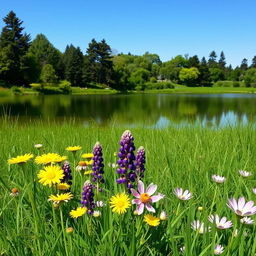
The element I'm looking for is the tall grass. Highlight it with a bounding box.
[0,122,256,255]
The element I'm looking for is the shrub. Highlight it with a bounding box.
[11,86,23,95]
[233,81,240,87]
[59,80,72,94]
[144,81,175,90]
[149,77,157,83]
[213,81,233,87]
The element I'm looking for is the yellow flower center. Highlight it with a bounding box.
[46,171,56,179]
[140,193,151,203]
[116,200,125,208]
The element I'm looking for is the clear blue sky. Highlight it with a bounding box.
[1,0,256,67]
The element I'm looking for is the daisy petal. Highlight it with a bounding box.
[137,203,145,215]
[146,183,157,196]
[145,203,156,213]
[138,180,145,194]
[151,193,165,202]
[130,188,140,198]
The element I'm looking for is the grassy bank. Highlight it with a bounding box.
[1,86,256,97]
[0,123,256,255]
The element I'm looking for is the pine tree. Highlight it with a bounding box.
[251,56,256,68]
[240,58,248,70]
[218,51,226,69]
[208,51,217,68]
[198,57,211,86]
[0,11,31,85]
[63,45,83,86]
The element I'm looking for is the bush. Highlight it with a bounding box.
[11,86,23,95]
[59,80,72,94]
[144,81,175,90]
[233,81,240,87]
[213,81,234,87]
[30,83,42,90]
[149,77,157,83]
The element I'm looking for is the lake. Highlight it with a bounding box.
[1,93,256,128]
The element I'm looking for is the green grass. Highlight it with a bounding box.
[0,122,256,255]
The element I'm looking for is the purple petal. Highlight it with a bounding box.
[132,199,141,205]
[138,180,144,194]
[145,203,156,213]
[146,183,157,196]
[238,197,246,210]
[130,188,140,198]
[137,203,144,215]
[151,193,165,202]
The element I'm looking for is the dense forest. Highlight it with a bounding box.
[1,11,256,91]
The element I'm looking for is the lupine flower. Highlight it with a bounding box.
[131,180,164,215]
[69,207,87,218]
[160,211,167,220]
[48,193,73,205]
[8,153,34,165]
[66,146,82,152]
[38,165,64,187]
[174,188,192,200]
[61,161,72,186]
[208,214,233,229]
[191,220,211,233]
[34,144,43,149]
[135,146,146,179]
[81,181,95,214]
[239,170,252,177]
[240,216,254,225]
[212,175,226,184]
[214,245,224,255]
[144,214,160,226]
[252,188,256,194]
[227,197,256,217]
[116,130,137,190]
[110,193,131,214]
[92,142,104,185]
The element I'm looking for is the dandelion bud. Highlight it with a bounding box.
[160,211,167,220]
[66,227,74,234]
[93,210,101,217]
[198,206,203,211]
[133,210,139,215]
[34,144,43,149]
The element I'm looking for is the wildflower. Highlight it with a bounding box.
[66,227,74,234]
[208,214,233,229]
[180,246,185,254]
[144,214,160,227]
[37,165,64,187]
[234,229,248,237]
[76,161,88,171]
[66,146,82,152]
[81,181,95,214]
[34,144,43,149]
[96,201,105,207]
[174,188,192,200]
[69,207,87,218]
[82,153,93,159]
[57,183,70,191]
[160,211,167,220]
[108,163,118,168]
[131,180,164,215]
[191,220,211,233]
[110,192,131,214]
[93,210,101,217]
[240,216,254,225]
[133,210,139,215]
[92,142,104,185]
[48,193,73,205]
[8,153,34,165]
[198,206,203,211]
[212,175,226,184]
[10,188,19,197]
[35,153,67,165]
[116,130,137,191]
[239,170,252,177]
[253,188,256,194]
[113,152,117,156]
[227,197,256,217]
[214,245,224,255]
[61,161,72,186]
[84,170,93,175]
[135,146,146,179]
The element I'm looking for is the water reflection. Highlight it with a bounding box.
[0,93,256,127]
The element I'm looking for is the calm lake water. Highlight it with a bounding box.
[1,93,256,128]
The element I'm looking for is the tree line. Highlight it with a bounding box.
[1,11,256,90]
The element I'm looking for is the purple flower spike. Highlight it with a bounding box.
[92,142,104,187]
[81,180,95,214]
[135,146,146,180]
[116,130,137,191]
[61,161,72,186]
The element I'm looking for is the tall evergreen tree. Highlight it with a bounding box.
[218,51,226,68]
[85,39,114,85]
[198,57,211,86]
[240,58,248,70]
[208,51,217,68]
[63,44,83,86]
[0,11,30,84]
[251,56,256,68]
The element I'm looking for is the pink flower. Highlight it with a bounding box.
[131,180,164,215]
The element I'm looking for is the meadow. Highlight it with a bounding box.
[0,121,256,255]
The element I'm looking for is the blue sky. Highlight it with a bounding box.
[1,0,256,66]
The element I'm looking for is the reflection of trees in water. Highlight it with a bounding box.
[1,94,256,126]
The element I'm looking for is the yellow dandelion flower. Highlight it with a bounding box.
[57,183,71,190]
[85,160,93,165]
[70,207,87,218]
[144,214,160,227]
[82,153,93,159]
[37,165,64,187]
[110,193,131,214]
[84,170,93,175]
[8,153,34,165]
[35,153,67,165]
[48,193,73,205]
[66,146,82,152]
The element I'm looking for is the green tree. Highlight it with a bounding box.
[40,64,57,85]
[179,67,200,86]
[251,56,256,68]
[209,67,225,82]
[244,68,256,87]
[198,57,211,86]
[0,11,31,85]
[128,68,150,89]
[63,45,83,86]
[218,51,226,69]
[187,55,200,68]
[240,58,248,71]
[208,51,218,68]
[28,34,63,80]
